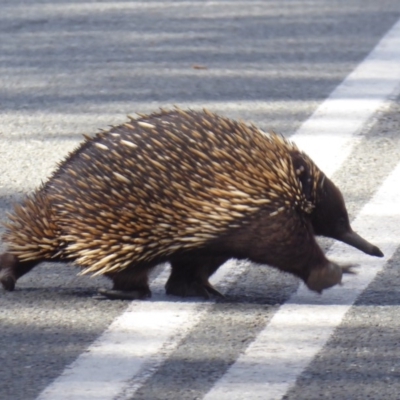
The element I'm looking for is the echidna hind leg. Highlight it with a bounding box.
[166,255,228,299]
[0,253,40,291]
[100,264,153,300]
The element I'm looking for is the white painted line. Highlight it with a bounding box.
[36,262,249,400]
[36,17,400,400]
[38,303,204,400]
[203,161,400,400]
[293,18,400,177]
[39,302,198,400]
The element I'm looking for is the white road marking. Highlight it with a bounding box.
[38,302,206,400]
[293,18,400,176]
[203,161,400,400]
[36,17,400,400]
[36,263,249,400]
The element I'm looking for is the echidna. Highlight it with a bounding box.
[0,108,383,299]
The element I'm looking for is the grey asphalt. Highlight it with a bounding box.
[1,1,400,400]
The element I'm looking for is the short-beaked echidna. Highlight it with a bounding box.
[0,108,383,299]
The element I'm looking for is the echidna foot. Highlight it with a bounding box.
[0,270,16,291]
[340,264,357,275]
[166,279,224,299]
[98,287,152,300]
[0,253,18,291]
[306,262,345,294]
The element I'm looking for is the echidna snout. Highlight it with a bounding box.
[338,230,383,257]
[311,176,383,258]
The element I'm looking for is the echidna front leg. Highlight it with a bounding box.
[166,255,228,299]
[0,252,40,291]
[100,264,153,300]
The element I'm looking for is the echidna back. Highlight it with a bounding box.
[3,109,318,276]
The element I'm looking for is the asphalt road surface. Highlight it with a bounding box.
[1,1,400,399]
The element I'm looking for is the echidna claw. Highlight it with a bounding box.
[196,285,211,300]
[204,283,225,299]
[165,279,225,299]
[341,264,357,275]
[98,288,151,300]
[193,282,225,299]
